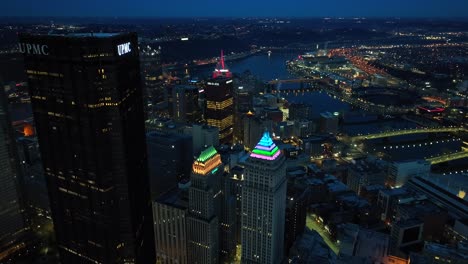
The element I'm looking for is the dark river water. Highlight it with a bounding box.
[191,52,297,81]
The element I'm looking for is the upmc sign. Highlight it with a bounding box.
[18,43,49,56]
[117,42,131,56]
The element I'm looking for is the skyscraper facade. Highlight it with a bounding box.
[19,33,155,264]
[205,78,234,144]
[204,50,234,144]
[172,85,202,123]
[146,131,193,199]
[241,131,287,264]
[0,79,27,260]
[140,45,162,121]
[187,146,223,264]
[153,187,189,264]
[191,124,219,156]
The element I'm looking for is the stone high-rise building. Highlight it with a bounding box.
[241,131,287,264]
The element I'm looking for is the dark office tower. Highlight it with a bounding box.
[218,160,237,260]
[172,85,202,123]
[243,113,273,151]
[205,78,234,144]
[146,131,193,199]
[187,146,223,264]
[19,33,155,264]
[0,79,28,260]
[140,45,162,120]
[140,45,161,74]
[284,186,308,255]
[233,86,252,143]
[229,166,244,244]
[288,103,312,121]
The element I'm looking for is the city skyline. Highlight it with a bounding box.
[0,4,467,263]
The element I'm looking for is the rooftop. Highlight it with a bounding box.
[197,146,218,163]
[193,146,222,175]
[380,187,408,197]
[156,187,188,209]
[422,173,468,199]
[424,242,468,260]
[250,131,281,161]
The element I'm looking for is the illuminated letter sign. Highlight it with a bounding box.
[117,42,131,56]
[18,43,49,55]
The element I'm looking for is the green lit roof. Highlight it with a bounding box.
[197,146,218,163]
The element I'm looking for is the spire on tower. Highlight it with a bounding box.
[220,50,225,69]
[212,49,232,79]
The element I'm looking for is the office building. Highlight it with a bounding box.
[228,166,244,244]
[390,219,424,257]
[377,188,409,223]
[407,176,468,219]
[338,224,389,263]
[242,113,272,150]
[140,45,162,120]
[241,131,287,264]
[187,146,223,264]
[233,86,253,142]
[205,78,234,144]
[19,33,155,263]
[146,131,193,199]
[153,187,189,264]
[17,136,52,225]
[0,80,28,260]
[284,186,308,255]
[418,241,468,264]
[172,85,202,123]
[215,150,238,259]
[388,160,430,188]
[293,120,315,138]
[397,199,448,242]
[288,103,312,121]
[288,228,338,263]
[319,112,339,134]
[192,124,219,155]
[276,121,295,139]
[347,160,386,195]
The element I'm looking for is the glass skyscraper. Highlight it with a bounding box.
[204,78,234,144]
[19,32,155,264]
[0,79,27,261]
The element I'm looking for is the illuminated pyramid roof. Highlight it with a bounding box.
[193,146,222,175]
[250,131,281,161]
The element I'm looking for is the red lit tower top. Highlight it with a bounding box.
[212,50,232,79]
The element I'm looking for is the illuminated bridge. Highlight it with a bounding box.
[426,151,468,165]
[351,127,467,141]
[267,77,318,85]
[269,79,411,114]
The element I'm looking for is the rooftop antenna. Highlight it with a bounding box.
[220,50,225,69]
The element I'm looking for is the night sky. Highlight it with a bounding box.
[2,0,468,18]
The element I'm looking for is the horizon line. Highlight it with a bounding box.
[1,15,468,20]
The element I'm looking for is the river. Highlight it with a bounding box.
[192,52,351,118]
